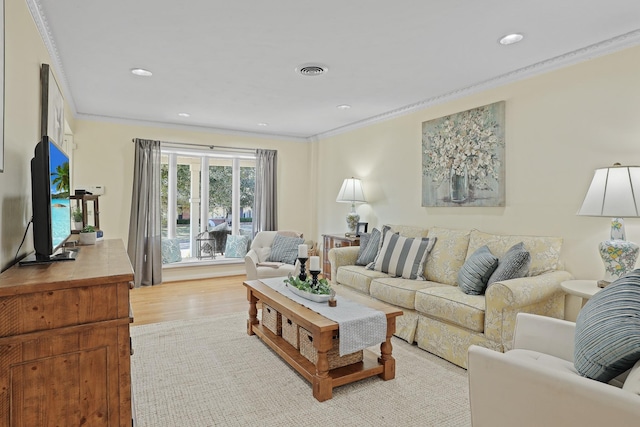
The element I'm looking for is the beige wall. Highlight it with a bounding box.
[2,0,639,283]
[72,120,313,245]
[0,0,74,270]
[315,45,640,280]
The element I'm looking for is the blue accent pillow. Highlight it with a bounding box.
[267,234,304,265]
[458,245,498,295]
[574,269,640,382]
[356,228,382,266]
[225,235,249,258]
[161,238,182,264]
[488,242,531,285]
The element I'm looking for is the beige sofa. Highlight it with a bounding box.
[328,225,572,368]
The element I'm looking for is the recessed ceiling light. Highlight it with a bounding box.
[337,104,351,110]
[499,33,524,45]
[296,63,329,77]
[257,122,268,127]
[178,112,190,118]
[131,68,153,77]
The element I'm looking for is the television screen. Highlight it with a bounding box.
[20,136,76,265]
[49,140,71,250]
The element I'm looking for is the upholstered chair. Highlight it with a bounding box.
[468,313,640,427]
[244,231,313,280]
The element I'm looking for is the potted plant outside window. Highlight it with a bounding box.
[79,225,97,245]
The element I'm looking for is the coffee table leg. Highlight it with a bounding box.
[312,332,333,401]
[378,318,396,380]
[247,290,258,336]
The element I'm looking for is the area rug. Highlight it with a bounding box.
[130,313,471,426]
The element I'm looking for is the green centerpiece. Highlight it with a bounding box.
[284,274,332,303]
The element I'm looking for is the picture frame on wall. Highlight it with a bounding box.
[40,63,65,147]
[356,222,368,237]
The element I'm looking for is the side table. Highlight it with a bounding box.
[561,280,601,307]
[322,234,360,280]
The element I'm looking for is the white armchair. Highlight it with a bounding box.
[244,231,313,280]
[468,313,640,427]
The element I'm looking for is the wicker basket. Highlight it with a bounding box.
[281,314,299,349]
[299,327,363,370]
[262,304,281,335]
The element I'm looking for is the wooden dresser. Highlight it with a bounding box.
[322,234,360,280]
[0,239,134,427]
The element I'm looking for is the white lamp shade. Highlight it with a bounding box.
[336,178,366,203]
[578,165,640,218]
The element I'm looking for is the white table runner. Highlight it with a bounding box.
[260,277,387,356]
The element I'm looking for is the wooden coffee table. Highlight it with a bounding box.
[244,279,403,401]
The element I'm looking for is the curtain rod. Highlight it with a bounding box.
[131,138,257,153]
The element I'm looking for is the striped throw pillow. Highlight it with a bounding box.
[575,269,640,382]
[370,233,436,280]
[458,245,499,295]
[266,234,304,265]
[356,228,381,266]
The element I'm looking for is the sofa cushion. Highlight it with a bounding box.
[505,349,579,376]
[458,245,498,295]
[370,233,436,280]
[488,242,531,285]
[370,277,445,310]
[266,234,304,264]
[424,227,471,286]
[335,265,389,295]
[575,269,640,382]
[415,286,486,332]
[356,228,381,266]
[467,230,562,276]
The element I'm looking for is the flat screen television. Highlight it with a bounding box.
[20,136,76,265]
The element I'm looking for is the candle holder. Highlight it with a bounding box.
[310,270,321,290]
[298,257,308,281]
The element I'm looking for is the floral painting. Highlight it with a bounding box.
[422,101,505,207]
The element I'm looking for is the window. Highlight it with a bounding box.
[160,147,255,262]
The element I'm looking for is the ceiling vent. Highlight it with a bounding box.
[297,64,328,76]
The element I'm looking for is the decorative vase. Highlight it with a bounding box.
[286,284,331,303]
[450,164,469,203]
[79,231,97,245]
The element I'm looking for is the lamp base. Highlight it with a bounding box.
[598,239,639,284]
[346,211,359,234]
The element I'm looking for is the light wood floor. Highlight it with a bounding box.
[130,275,249,325]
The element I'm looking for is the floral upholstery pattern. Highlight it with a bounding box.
[467,229,562,277]
[485,270,570,347]
[329,225,570,368]
[415,286,486,332]
[369,278,444,310]
[386,224,430,239]
[425,227,471,285]
[335,265,388,294]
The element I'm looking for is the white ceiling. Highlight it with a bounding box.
[30,0,640,141]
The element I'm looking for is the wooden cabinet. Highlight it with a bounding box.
[322,234,360,280]
[0,240,134,427]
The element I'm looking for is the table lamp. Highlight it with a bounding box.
[578,163,640,287]
[336,177,366,235]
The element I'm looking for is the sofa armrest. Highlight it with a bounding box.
[468,345,640,427]
[327,246,360,282]
[512,313,576,362]
[244,250,260,281]
[484,270,573,347]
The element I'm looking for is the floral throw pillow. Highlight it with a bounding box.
[225,235,249,258]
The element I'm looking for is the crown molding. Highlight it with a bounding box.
[26,0,640,143]
[74,113,309,143]
[312,29,640,141]
[27,0,77,114]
